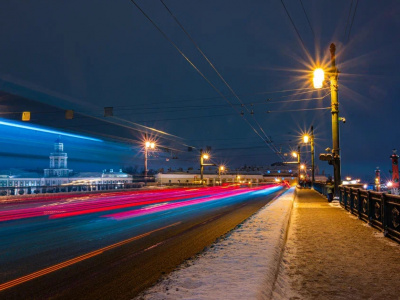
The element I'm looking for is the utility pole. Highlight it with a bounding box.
[218,166,225,186]
[200,149,204,184]
[330,43,341,197]
[199,149,213,185]
[144,146,148,178]
[311,125,315,188]
[298,145,301,185]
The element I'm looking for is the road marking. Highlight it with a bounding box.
[0,222,181,291]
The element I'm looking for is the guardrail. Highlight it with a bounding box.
[313,182,400,243]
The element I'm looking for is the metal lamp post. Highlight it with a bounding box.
[219,165,225,186]
[303,127,315,188]
[313,43,341,197]
[200,149,210,185]
[144,141,155,178]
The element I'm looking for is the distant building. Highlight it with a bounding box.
[44,137,72,177]
[0,138,133,195]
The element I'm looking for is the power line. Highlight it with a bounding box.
[267,107,330,113]
[160,0,283,159]
[266,91,330,104]
[347,0,359,42]
[344,0,354,41]
[129,0,283,160]
[299,0,315,38]
[279,0,310,57]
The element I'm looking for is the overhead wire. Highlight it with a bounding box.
[347,0,359,42]
[267,107,330,113]
[159,0,284,159]
[266,91,330,104]
[129,0,283,159]
[299,0,315,38]
[279,0,311,60]
[344,0,354,41]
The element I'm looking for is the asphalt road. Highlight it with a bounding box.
[0,184,285,299]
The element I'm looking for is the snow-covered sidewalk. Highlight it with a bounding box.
[136,188,295,300]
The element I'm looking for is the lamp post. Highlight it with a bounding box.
[313,43,341,197]
[303,126,315,188]
[297,145,301,185]
[200,149,209,185]
[329,44,341,197]
[291,147,301,185]
[144,141,155,178]
[218,165,225,186]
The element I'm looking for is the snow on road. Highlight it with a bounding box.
[136,188,295,300]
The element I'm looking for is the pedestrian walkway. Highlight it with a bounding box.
[272,189,400,300]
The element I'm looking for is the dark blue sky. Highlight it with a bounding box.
[0,0,399,181]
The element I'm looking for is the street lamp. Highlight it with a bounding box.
[219,165,225,186]
[144,141,155,178]
[303,134,310,144]
[200,149,212,185]
[313,68,324,89]
[313,43,341,197]
[303,127,315,188]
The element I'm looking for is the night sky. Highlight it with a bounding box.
[0,0,399,181]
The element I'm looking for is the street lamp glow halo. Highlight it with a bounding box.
[303,134,310,143]
[202,154,209,160]
[292,151,298,158]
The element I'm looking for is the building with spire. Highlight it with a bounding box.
[0,138,133,195]
[44,137,72,177]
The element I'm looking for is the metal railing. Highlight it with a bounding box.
[313,182,400,243]
[0,182,151,197]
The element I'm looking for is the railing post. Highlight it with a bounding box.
[357,189,361,218]
[367,191,372,225]
[350,188,354,212]
[381,193,388,236]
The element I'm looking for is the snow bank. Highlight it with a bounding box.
[136,188,295,300]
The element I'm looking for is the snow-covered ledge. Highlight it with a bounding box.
[136,187,295,300]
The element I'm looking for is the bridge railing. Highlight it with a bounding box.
[313,182,400,243]
[0,181,151,197]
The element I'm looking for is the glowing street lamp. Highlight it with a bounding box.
[144,141,156,178]
[302,127,315,188]
[292,151,298,158]
[300,164,305,170]
[218,165,225,186]
[200,149,213,185]
[313,68,324,89]
[303,134,310,144]
[313,44,341,197]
